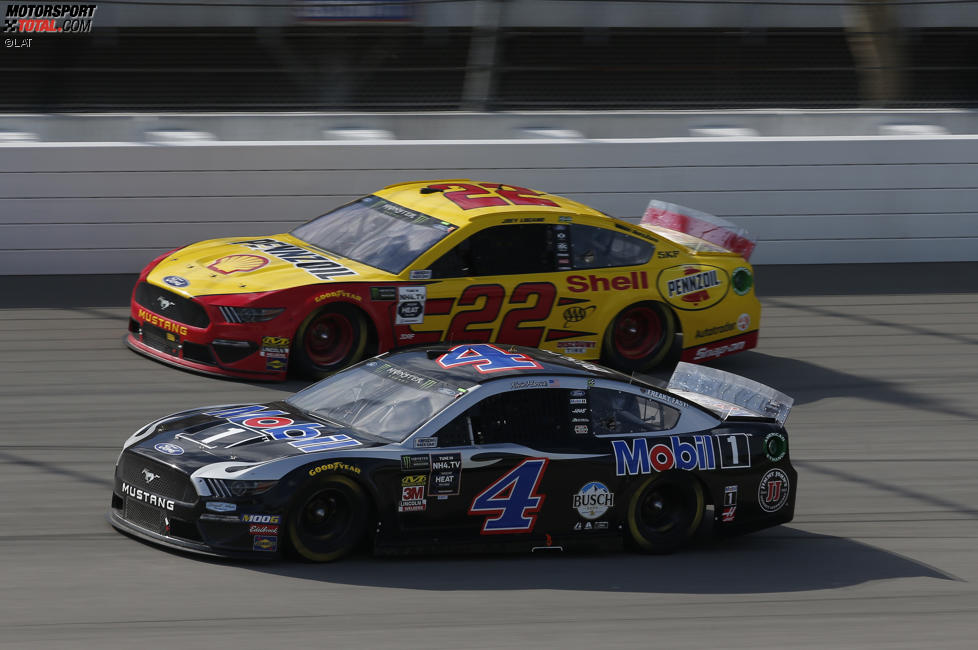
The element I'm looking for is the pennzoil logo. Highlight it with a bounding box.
[656,264,729,311]
[207,254,269,275]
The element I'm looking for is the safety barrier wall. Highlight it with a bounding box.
[3,135,978,274]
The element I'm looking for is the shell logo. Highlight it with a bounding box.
[656,264,729,311]
[207,254,270,275]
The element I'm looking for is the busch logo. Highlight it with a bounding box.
[572,482,614,520]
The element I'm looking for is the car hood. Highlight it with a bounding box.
[128,401,384,469]
[145,233,396,297]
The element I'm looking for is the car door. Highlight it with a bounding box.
[407,222,569,348]
[400,383,614,547]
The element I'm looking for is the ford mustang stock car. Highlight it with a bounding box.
[126,180,761,380]
[109,344,796,561]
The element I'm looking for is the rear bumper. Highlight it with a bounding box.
[681,330,759,363]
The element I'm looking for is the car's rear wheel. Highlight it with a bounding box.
[627,474,704,554]
[292,304,368,379]
[601,301,675,371]
[287,474,369,562]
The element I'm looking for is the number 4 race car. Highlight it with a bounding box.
[126,180,761,380]
[109,344,796,560]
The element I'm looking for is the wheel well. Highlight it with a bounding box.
[294,302,379,356]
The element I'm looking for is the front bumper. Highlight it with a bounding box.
[127,283,293,380]
[107,509,279,560]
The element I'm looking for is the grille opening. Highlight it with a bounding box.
[212,341,258,364]
[183,342,217,365]
[112,493,124,509]
[141,323,180,357]
[123,499,163,534]
[120,452,197,503]
[129,318,140,334]
[168,519,203,542]
[134,282,210,328]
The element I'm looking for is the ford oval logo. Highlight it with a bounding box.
[163,276,189,288]
[154,442,184,456]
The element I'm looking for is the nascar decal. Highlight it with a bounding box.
[180,405,360,453]
[656,264,729,311]
[231,238,356,281]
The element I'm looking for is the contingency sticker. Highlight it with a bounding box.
[396,286,426,325]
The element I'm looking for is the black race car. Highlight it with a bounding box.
[109,344,796,560]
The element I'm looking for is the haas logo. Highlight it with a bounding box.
[141,468,159,484]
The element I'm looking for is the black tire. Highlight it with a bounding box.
[291,304,368,379]
[601,301,675,372]
[627,473,704,554]
[287,474,370,563]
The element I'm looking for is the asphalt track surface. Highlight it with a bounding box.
[2,263,977,649]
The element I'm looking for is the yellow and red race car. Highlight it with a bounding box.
[127,180,760,380]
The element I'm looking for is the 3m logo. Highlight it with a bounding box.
[402,485,424,501]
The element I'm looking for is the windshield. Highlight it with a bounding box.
[286,360,463,443]
[291,195,457,274]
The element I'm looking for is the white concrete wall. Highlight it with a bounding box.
[3,135,978,274]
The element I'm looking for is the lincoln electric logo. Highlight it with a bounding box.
[3,4,97,36]
[141,468,159,484]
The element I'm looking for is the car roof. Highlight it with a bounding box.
[379,343,635,388]
[373,179,611,226]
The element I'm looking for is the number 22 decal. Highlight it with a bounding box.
[427,182,560,210]
[469,458,549,534]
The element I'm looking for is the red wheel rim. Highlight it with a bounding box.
[305,313,354,366]
[613,306,663,360]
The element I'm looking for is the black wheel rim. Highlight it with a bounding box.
[637,483,686,535]
[295,487,353,550]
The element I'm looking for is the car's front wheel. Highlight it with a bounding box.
[286,474,370,562]
[601,301,675,372]
[627,473,704,554]
[292,304,368,379]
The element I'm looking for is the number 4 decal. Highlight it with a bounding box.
[469,458,549,534]
[436,343,543,374]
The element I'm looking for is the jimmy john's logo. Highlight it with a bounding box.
[207,254,269,275]
[232,238,357,281]
[656,265,729,311]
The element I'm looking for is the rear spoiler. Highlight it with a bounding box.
[641,199,756,261]
[667,362,793,425]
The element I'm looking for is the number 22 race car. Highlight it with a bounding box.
[126,180,761,380]
[109,344,796,561]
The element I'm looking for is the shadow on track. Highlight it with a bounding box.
[153,523,956,594]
